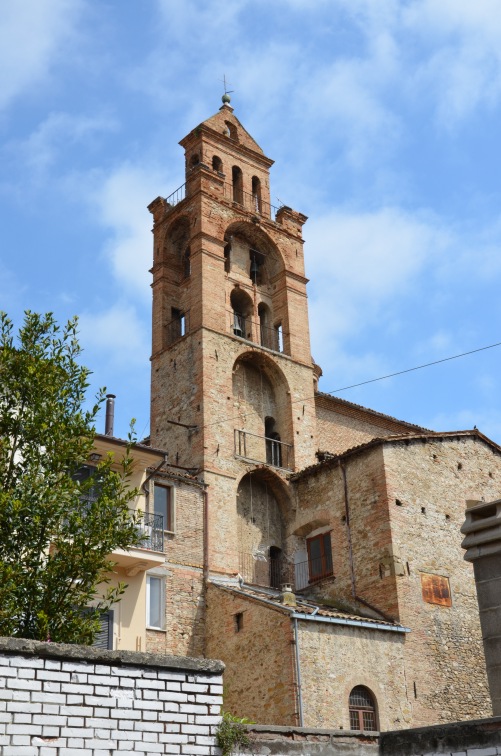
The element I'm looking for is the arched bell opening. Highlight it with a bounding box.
[212,155,223,172]
[230,287,253,341]
[236,470,290,588]
[252,176,262,214]
[232,352,294,470]
[232,166,243,204]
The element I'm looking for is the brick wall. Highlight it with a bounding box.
[0,637,223,755]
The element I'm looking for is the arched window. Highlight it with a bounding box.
[269,546,282,589]
[224,242,231,273]
[212,155,223,172]
[258,303,272,348]
[190,153,200,168]
[232,166,243,204]
[225,121,238,140]
[230,288,253,340]
[252,176,262,213]
[349,687,378,732]
[265,417,282,468]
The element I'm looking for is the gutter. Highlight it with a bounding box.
[292,612,410,633]
[293,617,304,726]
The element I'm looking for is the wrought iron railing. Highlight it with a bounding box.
[163,179,284,221]
[234,429,293,470]
[228,311,286,355]
[165,183,186,207]
[223,184,280,220]
[237,553,333,591]
[135,510,164,553]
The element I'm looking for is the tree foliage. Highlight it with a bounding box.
[0,311,142,644]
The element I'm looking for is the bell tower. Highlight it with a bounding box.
[148,97,317,578]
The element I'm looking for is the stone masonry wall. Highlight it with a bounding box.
[297,621,409,731]
[0,637,223,756]
[383,437,501,725]
[205,583,297,726]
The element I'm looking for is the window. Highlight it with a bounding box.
[73,464,102,508]
[421,573,452,606]
[212,155,223,172]
[232,165,243,203]
[146,575,165,630]
[154,484,173,532]
[234,612,243,632]
[307,532,333,581]
[252,176,262,213]
[349,686,378,731]
[169,308,187,343]
[92,610,114,650]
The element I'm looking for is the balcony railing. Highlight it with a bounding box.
[223,184,280,220]
[238,553,333,591]
[135,511,164,553]
[234,429,293,470]
[162,180,282,220]
[229,312,285,355]
[165,183,186,207]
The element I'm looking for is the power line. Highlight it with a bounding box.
[200,339,501,432]
[324,340,501,395]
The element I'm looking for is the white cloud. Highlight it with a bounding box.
[78,303,149,369]
[16,111,118,173]
[403,0,501,123]
[89,162,176,298]
[0,0,84,111]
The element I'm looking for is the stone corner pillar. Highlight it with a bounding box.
[461,499,501,716]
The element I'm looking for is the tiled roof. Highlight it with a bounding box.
[210,581,406,631]
[315,391,428,432]
[291,428,501,481]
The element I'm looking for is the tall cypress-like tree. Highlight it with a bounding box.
[0,311,142,643]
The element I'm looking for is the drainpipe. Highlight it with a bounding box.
[340,460,396,623]
[202,485,210,658]
[203,487,209,583]
[292,617,304,727]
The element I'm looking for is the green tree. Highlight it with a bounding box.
[0,311,142,643]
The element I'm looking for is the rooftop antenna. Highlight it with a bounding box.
[220,74,234,105]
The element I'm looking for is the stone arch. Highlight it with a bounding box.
[163,216,190,284]
[230,287,253,340]
[224,220,285,280]
[236,468,292,587]
[232,351,294,469]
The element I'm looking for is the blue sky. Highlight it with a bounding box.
[2,0,501,444]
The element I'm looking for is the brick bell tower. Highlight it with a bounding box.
[148,96,318,580]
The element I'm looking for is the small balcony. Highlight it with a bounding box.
[238,552,333,591]
[229,312,285,355]
[234,429,293,471]
[111,510,165,573]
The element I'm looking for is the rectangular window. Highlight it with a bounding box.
[154,484,173,532]
[307,532,333,581]
[146,575,165,630]
[421,573,452,606]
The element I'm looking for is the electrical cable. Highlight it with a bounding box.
[200,339,501,432]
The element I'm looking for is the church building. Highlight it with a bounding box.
[143,96,501,731]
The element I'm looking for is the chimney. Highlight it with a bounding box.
[105,394,116,436]
[281,583,296,607]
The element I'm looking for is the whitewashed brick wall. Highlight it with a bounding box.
[0,638,223,755]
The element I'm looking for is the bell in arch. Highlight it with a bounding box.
[250,257,260,283]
